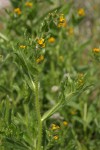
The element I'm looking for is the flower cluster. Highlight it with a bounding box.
[58,14,67,28]
[51,124,60,130]
[63,121,68,126]
[53,135,59,140]
[37,38,45,48]
[48,37,55,43]
[78,8,85,16]
[36,55,44,63]
[50,121,68,141]
[19,45,26,49]
[14,8,21,15]
[25,2,33,7]
[93,48,100,53]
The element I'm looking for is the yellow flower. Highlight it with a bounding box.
[37,38,44,45]
[40,55,44,61]
[58,21,67,28]
[25,2,33,7]
[58,14,67,28]
[59,14,65,23]
[37,38,45,48]
[93,48,100,53]
[36,58,40,63]
[51,124,60,130]
[48,37,55,43]
[14,8,21,15]
[78,8,85,16]
[53,135,59,140]
[63,121,68,126]
[19,45,26,49]
[36,55,44,63]
[42,43,45,48]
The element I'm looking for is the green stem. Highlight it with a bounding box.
[34,76,42,150]
[0,32,9,41]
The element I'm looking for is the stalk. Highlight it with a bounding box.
[34,76,42,150]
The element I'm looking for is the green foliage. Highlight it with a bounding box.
[0,0,100,150]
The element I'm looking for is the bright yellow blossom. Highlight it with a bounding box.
[42,43,45,48]
[19,45,26,49]
[40,55,44,61]
[51,124,60,130]
[58,21,67,28]
[53,135,59,140]
[63,121,68,126]
[59,14,65,23]
[93,48,100,53]
[14,8,21,15]
[25,2,33,7]
[78,8,85,16]
[36,55,44,63]
[48,37,55,43]
[37,38,44,45]
[58,14,67,28]
[37,38,45,48]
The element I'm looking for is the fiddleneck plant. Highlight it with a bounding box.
[13,12,89,150]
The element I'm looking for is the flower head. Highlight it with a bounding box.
[59,14,65,23]
[37,38,45,48]
[19,45,26,49]
[93,48,100,53]
[48,37,55,43]
[14,8,21,15]
[58,14,67,28]
[36,55,44,63]
[78,8,85,16]
[53,135,59,140]
[63,121,68,126]
[25,2,33,7]
[51,124,60,130]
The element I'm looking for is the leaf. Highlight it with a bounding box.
[0,85,11,94]
[79,40,91,50]
[3,137,30,150]
[0,32,9,41]
[60,3,72,15]
[14,51,38,91]
[41,84,91,122]
[15,51,38,76]
[33,6,61,27]
[15,52,29,77]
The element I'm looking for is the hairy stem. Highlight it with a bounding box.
[34,77,42,150]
